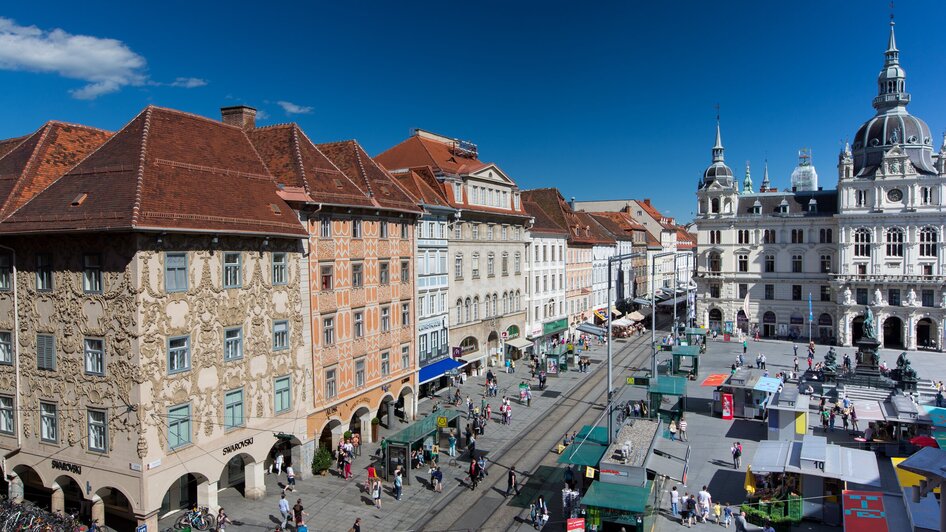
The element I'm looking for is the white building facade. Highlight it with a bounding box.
[524,231,569,354]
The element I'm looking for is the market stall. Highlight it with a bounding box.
[766,387,810,441]
[875,396,934,455]
[647,376,687,419]
[712,368,780,419]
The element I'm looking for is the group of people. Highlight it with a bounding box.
[336,435,360,480]
[818,395,859,434]
[668,416,688,442]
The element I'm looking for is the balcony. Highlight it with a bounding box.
[831,274,945,285]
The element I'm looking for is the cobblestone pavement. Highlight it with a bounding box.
[158,338,622,531]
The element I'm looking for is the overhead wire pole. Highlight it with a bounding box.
[606,251,645,444]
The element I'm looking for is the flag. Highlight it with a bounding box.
[742,291,750,321]
[744,466,756,495]
[808,293,813,321]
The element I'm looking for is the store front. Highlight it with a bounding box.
[530,318,568,357]
[762,311,777,338]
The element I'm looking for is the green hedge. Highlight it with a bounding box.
[740,503,801,532]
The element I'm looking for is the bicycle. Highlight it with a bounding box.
[174,506,215,531]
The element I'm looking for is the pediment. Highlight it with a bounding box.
[468,164,515,185]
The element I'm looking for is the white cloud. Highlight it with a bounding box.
[169,77,207,88]
[277,101,313,115]
[0,17,205,99]
[255,109,270,121]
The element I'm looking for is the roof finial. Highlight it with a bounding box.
[712,104,724,158]
[760,159,771,191]
[743,160,753,194]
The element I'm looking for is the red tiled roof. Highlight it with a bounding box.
[522,188,604,246]
[390,166,451,209]
[248,125,376,208]
[588,213,633,241]
[0,106,307,237]
[522,200,567,235]
[576,212,615,245]
[317,140,423,214]
[0,122,111,219]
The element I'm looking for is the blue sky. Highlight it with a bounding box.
[2,1,945,222]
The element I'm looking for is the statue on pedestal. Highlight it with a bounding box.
[824,347,838,373]
[843,286,853,305]
[862,307,876,341]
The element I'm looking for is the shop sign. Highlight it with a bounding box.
[418,318,441,332]
[566,518,585,532]
[136,526,148,532]
[543,318,568,335]
[51,459,81,475]
[222,437,254,456]
[452,347,462,358]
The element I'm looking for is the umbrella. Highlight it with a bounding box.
[744,466,756,495]
[909,435,939,448]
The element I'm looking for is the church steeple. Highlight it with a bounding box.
[712,118,725,163]
[742,161,753,193]
[873,20,910,111]
[760,160,771,191]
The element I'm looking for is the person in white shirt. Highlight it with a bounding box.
[697,486,712,522]
[273,452,285,475]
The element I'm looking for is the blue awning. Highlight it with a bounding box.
[754,377,782,393]
[419,358,463,385]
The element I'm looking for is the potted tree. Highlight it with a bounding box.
[371,417,381,441]
[311,447,333,476]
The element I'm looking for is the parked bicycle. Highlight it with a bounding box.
[174,506,215,531]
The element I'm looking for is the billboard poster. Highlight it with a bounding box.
[722,393,734,420]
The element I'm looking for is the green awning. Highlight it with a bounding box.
[576,425,610,446]
[671,345,700,357]
[685,328,708,336]
[386,408,462,445]
[557,443,608,467]
[581,480,652,513]
[649,376,687,396]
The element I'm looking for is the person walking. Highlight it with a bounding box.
[448,431,457,457]
[535,495,549,528]
[685,494,698,527]
[468,459,480,491]
[669,420,678,441]
[506,467,520,497]
[216,508,233,532]
[285,464,297,492]
[679,417,688,442]
[680,492,691,526]
[350,518,362,532]
[829,409,836,432]
[734,510,749,532]
[468,433,476,458]
[742,340,747,355]
[755,353,762,369]
[273,452,285,475]
[731,442,742,469]
[278,493,291,530]
[793,355,799,373]
[697,486,712,523]
[669,486,680,517]
[394,466,404,500]
[851,405,859,432]
[760,353,766,370]
[807,352,814,370]
[372,479,382,509]
[293,498,307,529]
[431,465,443,493]
[723,503,733,528]
[530,503,539,529]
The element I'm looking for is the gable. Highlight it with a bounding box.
[468,163,516,186]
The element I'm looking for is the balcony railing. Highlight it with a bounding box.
[832,274,945,285]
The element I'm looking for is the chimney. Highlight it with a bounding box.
[220,105,257,130]
[569,197,576,210]
[643,198,651,205]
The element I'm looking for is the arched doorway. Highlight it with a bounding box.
[818,313,834,344]
[318,419,343,454]
[377,394,396,429]
[736,310,749,334]
[708,309,723,333]
[93,486,135,531]
[916,318,936,349]
[160,473,208,516]
[12,464,48,508]
[459,336,479,374]
[762,311,776,338]
[221,452,253,492]
[349,405,372,443]
[883,316,904,348]
[852,315,865,344]
[395,384,415,422]
[487,331,500,367]
[52,475,86,519]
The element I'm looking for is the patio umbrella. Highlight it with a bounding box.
[909,435,939,448]
[744,466,756,495]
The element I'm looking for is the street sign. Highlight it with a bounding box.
[136,526,148,532]
[627,376,649,386]
[452,347,461,358]
[436,416,448,428]
[501,331,508,340]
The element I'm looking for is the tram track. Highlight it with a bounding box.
[410,334,654,532]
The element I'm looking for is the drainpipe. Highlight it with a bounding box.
[0,244,20,450]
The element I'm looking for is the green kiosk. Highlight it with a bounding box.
[670,345,700,377]
[648,376,688,421]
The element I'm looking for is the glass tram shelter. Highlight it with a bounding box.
[383,408,462,484]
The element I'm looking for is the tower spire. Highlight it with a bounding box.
[712,107,724,162]
[743,161,753,193]
[874,17,909,111]
[760,160,770,191]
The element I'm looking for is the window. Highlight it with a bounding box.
[224,327,243,360]
[856,190,867,207]
[83,253,102,293]
[399,303,410,326]
[737,230,750,244]
[737,255,748,272]
[472,254,480,278]
[325,368,337,399]
[487,253,495,276]
[738,284,748,299]
[87,409,107,452]
[221,252,241,289]
[454,254,463,279]
[709,252,721,272]
[0,397,12,435]
[0,332,9,364]
[792,285,802,301]
[40,402,57,443]
[920,186,932,205]
[84,338,104,375]
[273,320,289,350]
[352,263,363,287]
[381,307,390,332]
[820,285,831,302]
[923,264,933,276]
[322,317,334,345]
[354,311,364,338]
[762,230,775,244]
[379,261,390,285]
[502,226,508,240]
[272,253,288,285]
[764,255,775,273]
[318,264,333,291]
[401,345,410,369]
[888,289,901,307]
[792,255,803,273]
[355,359,365,387]
[36,253,52,291]
[168,336,190,373]
[920,227,938,257]
[820,255,832,273]
[764,284,774,300]
[224,389,244,429]
[791,229,804,244]
[709,230,720,244]
[274,376,291,413]
[380,221,388,239]
[401,260,410,283]
[819,228,833,244]
[320,218,331,238]
[922,289,934,307]
[37,334,55,371]
[501,253,508,276]
[472,224,479,240]
[856,288,868,305]
[886,228,904,257]
[454,224,462,240]
[168,404,191,449]
[381,351,390,376]
[854,229,871,257]
[165,253,188,292]
[352,219,362,238]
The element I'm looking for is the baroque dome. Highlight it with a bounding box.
[701,120,734,188]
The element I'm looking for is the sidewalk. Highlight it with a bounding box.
[159,340,618,531]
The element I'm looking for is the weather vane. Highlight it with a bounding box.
[890,1,895,22]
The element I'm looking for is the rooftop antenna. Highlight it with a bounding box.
[890,1,895,22]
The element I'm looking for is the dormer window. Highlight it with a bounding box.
[808,199,818,213]
[752,200,762,214]
[779,199,789,214]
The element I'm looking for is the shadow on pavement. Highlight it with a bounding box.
[725,419,765,441]
[707,469,749,508]
[507,465,564,509]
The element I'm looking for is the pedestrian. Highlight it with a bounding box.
[372,479,382,509]
[738,353,744,367]
[723,503,733,528]
[432,465,443,493]
[793,344,798,357]
[350,518,362,532]
[680,492,691,526]
[763,520,776,532]
[760,353,766,370]
[468,459,480,490]
[393,466,403,501]
[669,486,680,517]
[851,406,859,432]
[281,464,295,492]
[829,409,836,432]
[742,340,747,355]
[713,502,722,525]
[793,355,799,373]
[448,431,457,457]
[293,498,307,528]
[486,403,492,422]
[731,442,742,469]
[278,493,291,530]
[821,408,829,430]
[669,420,678,441]
[807,353,814,370]
[468,433,476,458]
[530,503,539,528]
[506,467,520,497]
[755,353,762,369]
[535,495,549,528]
[697,485,712,523]
[216,508,232,532]
[685,494,698,527]
[679,417,688,442]
[842,409,850,431]
[734,510,749,532]
[274,451,285,475]
[936,389,944,408]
